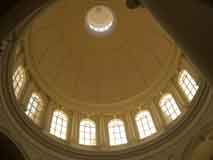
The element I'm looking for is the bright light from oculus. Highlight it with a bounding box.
[86,5,114,33]
[89,21,113,33]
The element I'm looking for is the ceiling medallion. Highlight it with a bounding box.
[86,5,115,36]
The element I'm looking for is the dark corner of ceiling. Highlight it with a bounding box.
[199,0,213,7]
[0,0,21,17]
[126,0,143,9]
[0,132,25,160]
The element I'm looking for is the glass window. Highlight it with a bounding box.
[25,93,42,122]
[12,66,26,97]
[178,70,199,101]
[135,111,157,139]
[159,94,181,121]
[79,119,96,145]
[50,110,68,140]
[108,119,127,146]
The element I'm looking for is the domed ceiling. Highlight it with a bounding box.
[23,0,179,113]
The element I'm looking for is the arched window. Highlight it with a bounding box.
[79,119,96,145]
[50,110,68,140]
[159,94,181,121]
[25,93,42,122]
[108,119,127,146]
[135,111,157,139]
[178,70,199,101]
[12,66,26,98]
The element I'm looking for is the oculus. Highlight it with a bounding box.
[86,5,114,34]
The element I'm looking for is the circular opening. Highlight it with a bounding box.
[86,5,114,34]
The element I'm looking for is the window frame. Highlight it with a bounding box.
[50,110,68,140]
[12,66,26,98]
[25,93,43,123]
[159,94,181,121]
[135,111,157,139]
[108,119,128,146]
[79,119,96,146]
[178,69,199,102]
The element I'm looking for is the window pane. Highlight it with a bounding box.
[178,70,199,101]
[25,93,42,123]
[12,66,26,97]
[50,110,68,140]
[79,119,96,145]
[108,119,127,146]
[135,111,157,139]
[159,94,181,121]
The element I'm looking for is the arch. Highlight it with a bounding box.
[50,110,68,140]
[25,92,43,123]
[79,119,96,145]
[135,110,157,139]
[178,69,199,101]
[159,93,181,121]
[12,65,26,98]
[108,119,127,146]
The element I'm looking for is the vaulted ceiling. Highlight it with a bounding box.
[22,0,179,112]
